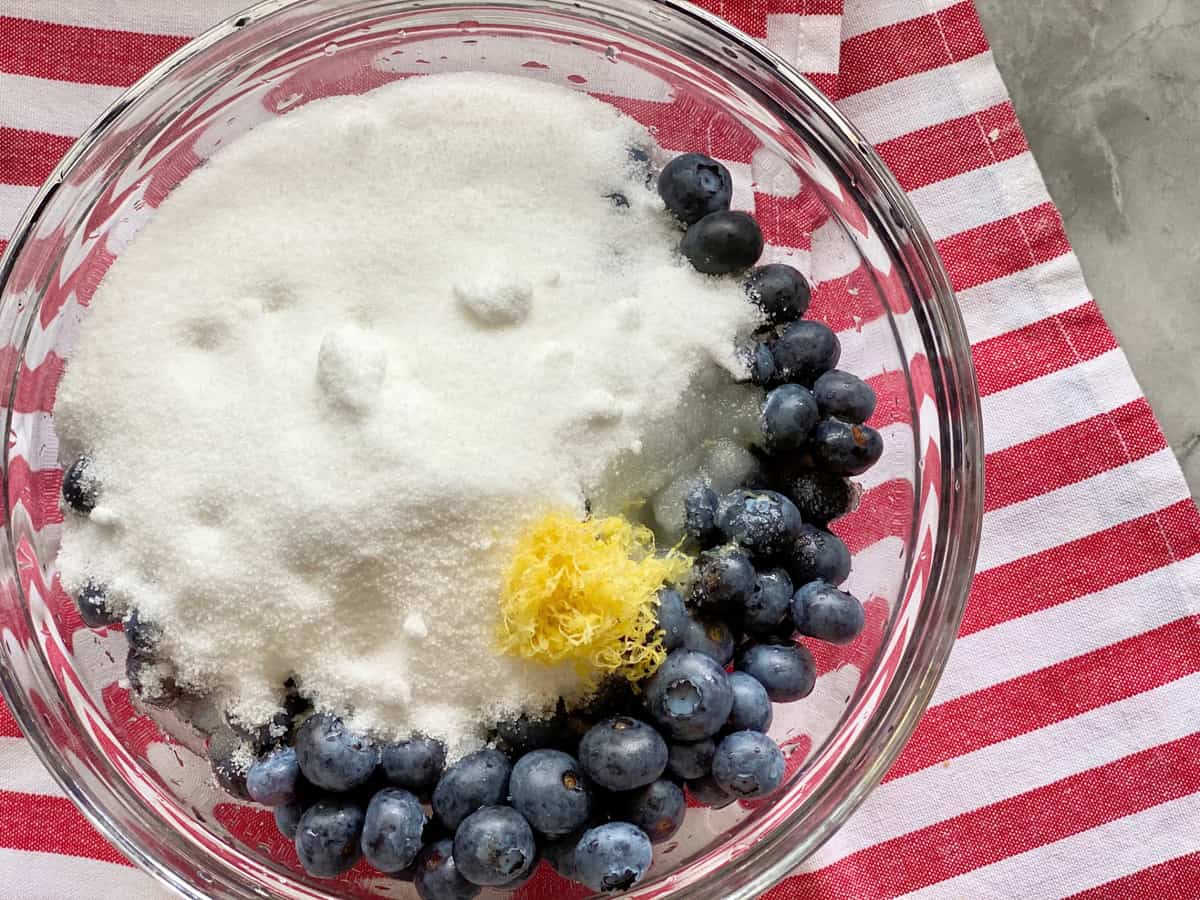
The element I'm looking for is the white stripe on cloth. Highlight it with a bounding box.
[799,671,1200,871]
[958,253,1094,345]
[976,448,1185,572]
[898,790,1200,900]
[0,73,122,137]
[935,556,1200,704]
[764,14,842,75]
[840,0,965,40]
[0,847,173,899]
[909,151,1049,241]
[0,183,36,239]
[0,737,64,796]
[0,0,245,36]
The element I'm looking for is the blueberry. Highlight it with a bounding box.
[452,806,536,886]
[295,797,365,878]
[414,837,480,900]
[792,580,866,644]
[573,822,654,892]
[361,787,426,874]
[542,829,584,878]
[717,489,802,557]
[691,544,755,609]
[294,713,378,792]
[578,717,668,791]
[644,649,734,741]
[509,749,593,838]
[681,211,764,275]
[769,466,855,526]
[770,320,841,386]
[75,581,119,628]
[736,641,816,702]
[431,749,511,830]
[667,738,716,780]
[785,524,851,586]
[813,370,877,423]
[656,152,732,225]
[744,264,811,324]
[61,455,100,514]
[810,418,884,475]
[124,608,161,654]
[760,384,819,452]
[742,341,776,386]
[680,615,735,666]
[275,796,306,839]
[380,734,446,794]
[616,779,686,843]
[726,671,773,733]
[741,567,794,635]
[496,709,564,756]
[126,649,184,708]
[208,726,252,800]
[686,773,735,808]
[247,746,300,806]
[656,587,690,651]
[683,482,721,547]
[226,706,296,755]
[712,731,786,798]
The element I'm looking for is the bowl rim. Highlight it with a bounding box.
[0,1,984,897]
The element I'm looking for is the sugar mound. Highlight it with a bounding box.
[54,73,760,755]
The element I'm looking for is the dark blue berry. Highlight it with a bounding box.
[683,483,722,547]
[741,567,794,635]
[726,671,773,733]
[745,264,811,324]
[657,152,732,225]
[61,455,100,514]
[208,726,252,799]
[274,796,306,839]
[718,489,802,556]
[743,341,776,386]
[414,837,480,900]
[247,746,300,806]
[452,806,535,887]
[124,608,161,654]
[126,649,184,708]
[578,717,668,791]
[380,734,446,794]
[736,641,816,702]
[770,466,855,526]
[361,787,425,873]
[573,822,654,892]
[644,649,734,741]
[431,749,511,830]
[686,773,735,808]
[792,580,866,645]
[295,797,365,878]
[294,713,378,792]
[785,524,851,586]
[680,615,735,665]
[760,384,820,452]
[813,370,877,423]
[616,779,686,843]
[712,731,786,798]
[495,710,564,756]
[75,581,119,628]
[811,418,884,475]
[681,210,764,275]
[226,706,296,755]
[692,544,755,609]
[770,320,841,386]
[656,587,690,651]
[509,749,593,838]
[666,737,716,780]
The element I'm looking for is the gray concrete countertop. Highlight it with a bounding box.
[974,0,1199,497]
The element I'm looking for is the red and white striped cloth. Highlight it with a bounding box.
[2,1,1199,898]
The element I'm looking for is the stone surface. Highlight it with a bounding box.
[975,0,1199,497]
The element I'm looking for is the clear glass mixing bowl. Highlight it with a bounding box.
[0,1,982,897]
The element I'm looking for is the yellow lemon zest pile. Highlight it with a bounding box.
[496,511,691,685]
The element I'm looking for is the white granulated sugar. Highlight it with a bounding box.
[54,73,761,756]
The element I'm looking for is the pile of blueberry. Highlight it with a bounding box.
[58,149,885,897]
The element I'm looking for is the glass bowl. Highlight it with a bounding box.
[0,0,983,897]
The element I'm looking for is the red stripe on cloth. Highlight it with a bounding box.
[0,791,129,864]
[837,2,987,98]
[0,701,21,738]
[875,102,1027,192]
[962,499,1200,636]
[1066,850,1200,900]
[937,201,1072,293]
[0,16,187,87]
[887,616,1200,781]
[0,127,74,187]
[689,0,843,38]
[985,398,1168,511]
[792,730,1200,900]
[973,301,1118,396]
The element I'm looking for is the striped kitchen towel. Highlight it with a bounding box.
[1,1,1198,898]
